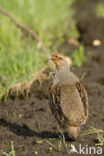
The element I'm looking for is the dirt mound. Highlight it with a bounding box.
[8,68,54,100]
[29,68,54,99]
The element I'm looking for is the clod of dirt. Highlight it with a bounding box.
[77,18,104,45]
[8,68,54,100]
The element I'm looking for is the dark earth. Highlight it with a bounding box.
[0,0,104,155]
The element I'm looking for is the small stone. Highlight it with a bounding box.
[19,114,22,118]
[93,40,101,46]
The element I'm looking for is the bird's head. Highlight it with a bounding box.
[49,53,64,66]
[48,53,72,68]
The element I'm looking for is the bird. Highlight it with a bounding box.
[49,53,88,140]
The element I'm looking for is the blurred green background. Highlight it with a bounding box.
[0,0,77,97]
[0,0,103,98]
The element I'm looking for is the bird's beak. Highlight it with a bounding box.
[48,56,53,60]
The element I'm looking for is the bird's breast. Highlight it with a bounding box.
[60,84,85,124]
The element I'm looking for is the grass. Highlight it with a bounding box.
[0,49,48,100]
[0,0,77,48]
[0,8,49,99]
[71,44,87,67]
[58,127,69,153]
[82,127,104,146]
[80,72,87,81]
[2,141,15,156]
[36,127,104,155]
[36,127,70,154]
[34,151,38,155]
[0,44,89,100]
[37,138,57,150]
[0,1,90,101]
[96,3,104,17]
[0,0,80,100]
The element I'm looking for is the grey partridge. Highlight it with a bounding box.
[49,53,88,140]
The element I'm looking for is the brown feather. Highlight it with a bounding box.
[49,84,68,128]
[76,81,88,123]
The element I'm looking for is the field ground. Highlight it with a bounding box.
[0,44,104,156]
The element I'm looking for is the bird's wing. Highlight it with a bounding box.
[76,81,88,122]
[49,83,68,127]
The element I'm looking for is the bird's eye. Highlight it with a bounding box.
[55,55,58,58]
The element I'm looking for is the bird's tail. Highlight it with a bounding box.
[67,126,80,140]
